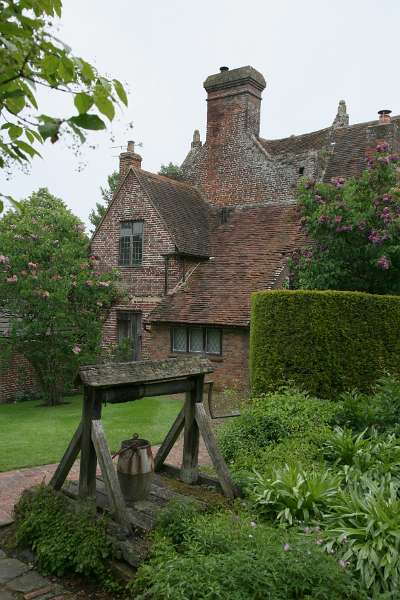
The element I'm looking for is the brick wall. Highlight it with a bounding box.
[91,169,200,358]
[147,322,250,394]
[0,353,39,403]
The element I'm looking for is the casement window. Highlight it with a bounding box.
[116,311,142,361]
[171,326,222,356]
[119,221,144,266]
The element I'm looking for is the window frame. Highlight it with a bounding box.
[171,326,222,356]
[118,220,144,267]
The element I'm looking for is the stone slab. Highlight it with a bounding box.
[0,558,30,584]
[0,589,15,599]
[6,571,49,593]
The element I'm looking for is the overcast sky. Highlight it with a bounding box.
[1,0,399,227]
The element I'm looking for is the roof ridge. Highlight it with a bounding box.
[260,114,400,145]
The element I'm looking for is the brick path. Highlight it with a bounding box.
[0,438,211,527]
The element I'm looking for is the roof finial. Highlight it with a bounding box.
[191,129,202,149]
[332,100,349,129]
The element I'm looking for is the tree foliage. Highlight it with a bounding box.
[289,143,400,294]
[158,162,184,181]
[88,170,119,232]
[0,188,120,405]
[0,0,128,209]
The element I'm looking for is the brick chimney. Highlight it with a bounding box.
[203,65,266,144]
[119,141,142,177]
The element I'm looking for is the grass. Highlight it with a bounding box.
[0,394,183,472]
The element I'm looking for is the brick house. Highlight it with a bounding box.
[91,65,400,394]
[0,311,39,403]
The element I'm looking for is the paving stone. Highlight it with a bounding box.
[0,558,30,584]
[0,589,16,599]
[6,571,49,593]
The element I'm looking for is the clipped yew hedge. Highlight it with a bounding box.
[250,290,400,399]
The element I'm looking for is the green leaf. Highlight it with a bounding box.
[93,93,115,121]
[68,122,86,143]
[79,60,95,83]
[5,95,25,114]
[0,90,25,100]
[38,118,61,141]
[8,125,23,140]
[0,198,3,213]
[74,93,93,115]
[68,114,106,131]
[42,55,59,76]
[113,79,128,106]
[13,140,41,158]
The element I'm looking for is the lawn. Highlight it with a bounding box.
[0,394,183,472]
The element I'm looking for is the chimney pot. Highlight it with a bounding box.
[378,109,392,124]
[220,66,229,72]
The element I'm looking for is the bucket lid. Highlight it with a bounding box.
[121,433,150,450]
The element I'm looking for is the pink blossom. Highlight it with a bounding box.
[0,255,9,265]
[334,215,343,224]
[28,262,37,269]
[318,215,328,224]
[315,539,323,545]
[376,142,389,152]
[98,281,110,287]
[331,177,345,188]
[283,543,290,551]
[72,345,81,354]
[6,275,17,283]
[377,255,391,270]
[85,280,94,287]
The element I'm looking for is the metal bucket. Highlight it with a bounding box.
[116,434,154,503]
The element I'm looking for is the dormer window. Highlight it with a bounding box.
[119,221,143,266]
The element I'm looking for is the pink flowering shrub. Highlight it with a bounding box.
[0,188,121,405]
[290,143,400,294]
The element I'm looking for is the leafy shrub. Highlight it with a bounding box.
[324,477,400,596]
[250,290,400,398]
[337,374,400,432]
[155,498,202,546]
[252,464,341,525]
[14,485,112,579]
[130,511,364,600]
[218,387,338,465]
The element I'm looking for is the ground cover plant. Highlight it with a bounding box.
[216,378,400,597]
[130,505,364,600]
[0,394,182,471]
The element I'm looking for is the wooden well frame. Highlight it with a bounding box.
[50,357,240,528]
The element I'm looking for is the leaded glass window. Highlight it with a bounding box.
[206,328,222,355]
[170,326,222,355]
[172,327,187,352]
[119,221,143,266]
[189,328,203,353]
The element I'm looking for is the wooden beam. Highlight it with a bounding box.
[181,375,203,484]
[49,422,82,490]
[154,407,185,471]
[195,403,241,499]
[91,419,131,529]
[101,379,194,404]
[79,387,97,498]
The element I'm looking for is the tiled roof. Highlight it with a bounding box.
[324,116,400,181]
[259,127,332,156]
[148,204,303,327]
[134,170,211,258]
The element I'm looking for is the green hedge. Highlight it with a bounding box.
[250,290,400,399]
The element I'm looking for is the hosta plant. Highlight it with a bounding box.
[251,464,341,525]
[324,477,400,596]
